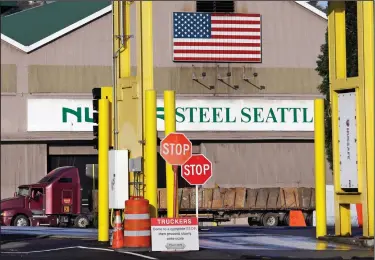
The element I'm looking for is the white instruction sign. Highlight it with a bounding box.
[151,217,199,252]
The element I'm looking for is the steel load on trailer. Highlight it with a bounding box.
[156,187,315,227]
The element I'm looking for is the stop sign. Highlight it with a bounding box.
[181,154,212,185]
[160,133,192,165]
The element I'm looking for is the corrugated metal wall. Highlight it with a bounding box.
[201,141,333,188]
[1,144,47,199]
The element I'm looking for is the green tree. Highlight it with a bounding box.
[315,2,357,170]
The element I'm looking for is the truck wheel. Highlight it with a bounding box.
[262,213,279,227]
[74,215,89,228]
[13,215,30,227]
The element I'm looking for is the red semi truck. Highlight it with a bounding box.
[0,166,92,227]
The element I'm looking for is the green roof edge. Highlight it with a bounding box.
[1,2,111,53]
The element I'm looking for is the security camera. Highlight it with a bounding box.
[253,72,258,77]
[227,72,231,77]
[202,72,206,77]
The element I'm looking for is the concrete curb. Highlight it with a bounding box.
[318,235,374,248]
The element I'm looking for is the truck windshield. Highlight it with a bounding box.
[37,168,63,184]
[17,187,30,196]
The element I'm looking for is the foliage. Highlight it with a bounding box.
[315,2,358,170]
[315,29,332,169]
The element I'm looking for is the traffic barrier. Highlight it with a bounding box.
[289,210,306,227]
[123,197,151,248]
[112,210,124,249]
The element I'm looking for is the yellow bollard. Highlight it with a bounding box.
[164,90,177,218]
[145,90,158,218]
[98,98,110,242]
[314,99,327,238]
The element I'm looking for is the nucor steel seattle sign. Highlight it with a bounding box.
[27,98,314,132]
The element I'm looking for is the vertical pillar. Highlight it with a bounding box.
[118,1,131,78]
[314,99,327,238]
[113,1,134,196]
[137,0,155,199]
[164,90,176,218]
[145,90,158,218]
[362,1,374,237]
[98,99,110,242]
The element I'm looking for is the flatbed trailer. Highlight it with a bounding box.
[155,187,315,227]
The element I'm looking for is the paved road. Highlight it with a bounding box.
[1,226,373,260]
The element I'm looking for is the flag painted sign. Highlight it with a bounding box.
[172,12,262,63]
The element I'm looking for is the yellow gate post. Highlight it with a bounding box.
[314,99,327,238]
[145,90,158,218]
[362,1,374,237]
[164,90,177,218]
[327,1,374,238]
[98,98,110,242]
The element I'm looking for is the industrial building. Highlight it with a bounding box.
[1,1,330,202]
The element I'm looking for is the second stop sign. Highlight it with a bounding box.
[181,154,212,185]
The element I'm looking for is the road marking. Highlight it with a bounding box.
[0,246,158,259]
[0,246,78,254]
[120,251,157,260]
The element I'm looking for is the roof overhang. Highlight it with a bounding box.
[295,1,328,20]
[0,4,112,53]
[1,2,327,54]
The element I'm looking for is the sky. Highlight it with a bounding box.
[319,1,328,8]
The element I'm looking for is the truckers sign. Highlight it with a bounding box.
[160,133,192,165]
[181,154,212,185]
[151,217,199,252]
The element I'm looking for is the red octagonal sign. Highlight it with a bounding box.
[160,133,192,165]
[181,154,212,186]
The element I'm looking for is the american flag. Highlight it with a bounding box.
[172,12,262,63]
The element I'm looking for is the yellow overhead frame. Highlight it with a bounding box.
[327,1,374,237]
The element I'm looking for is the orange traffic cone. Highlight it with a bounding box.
[289,210,306,227]
[112,210,124,249]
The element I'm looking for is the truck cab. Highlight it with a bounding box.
[0,166,90,228]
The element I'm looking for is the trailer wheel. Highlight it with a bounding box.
[283,214,289,226]
[13,215,30,227]
[74,215,89,228]
[262,213,279,227]
[247,217,255,226]
[305,213,313,226]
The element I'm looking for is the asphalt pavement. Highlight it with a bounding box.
[1,226,373,260]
